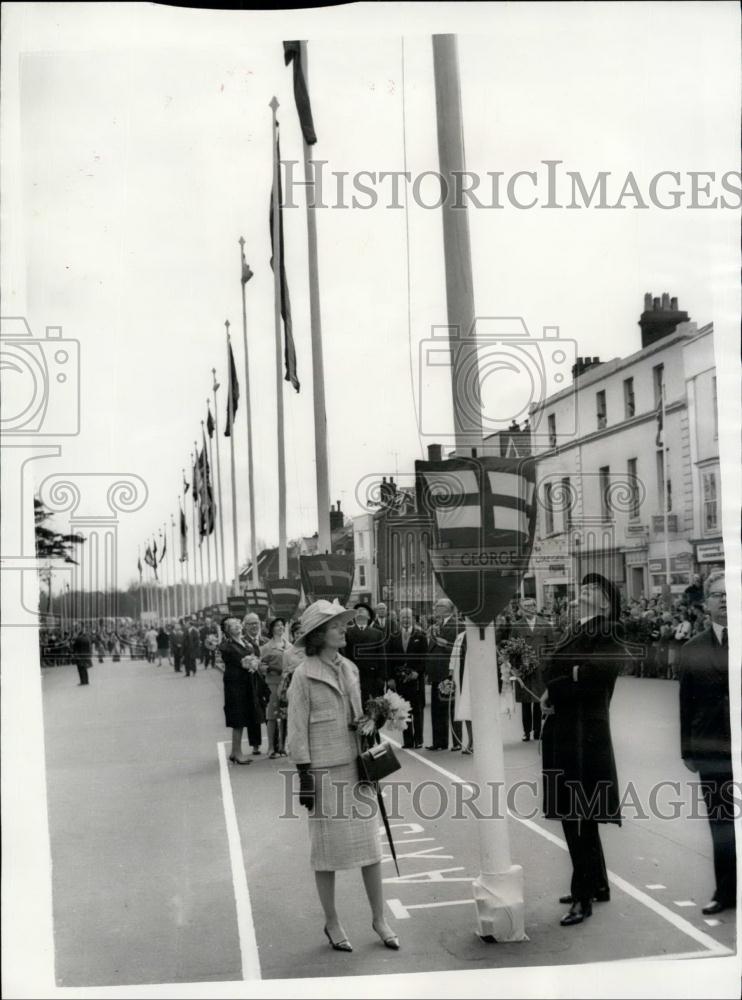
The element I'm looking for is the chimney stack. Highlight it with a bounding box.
[639,291,690,348]
[427,443,443,462]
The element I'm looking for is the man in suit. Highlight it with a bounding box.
[374,602,391,639]
[678,570,736,915]
[425,598,462,750]
[344,603,386,704]
[72,626,92,686]
[183,619,200,676]
[170,623,185,672]
[506,597,554,741]
[386,607,428,748]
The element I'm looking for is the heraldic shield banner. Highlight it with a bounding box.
[244,587,270,620]
[299,554,355,605]
[266,578,302,618]
[415,455,537,626]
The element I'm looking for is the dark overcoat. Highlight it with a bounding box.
[425,618,462,684]
[678,626,731,765]
[344,624,386,703]
[386,628,428,707]
[541,615,627,825]
[220,635,263,729]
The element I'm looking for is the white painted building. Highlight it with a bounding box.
[525,297,720,608]
[350,512,376,605]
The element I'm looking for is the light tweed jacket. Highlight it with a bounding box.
[287,654,363,768]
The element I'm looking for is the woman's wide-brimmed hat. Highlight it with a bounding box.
[293,599,356,648]
[582,572,621,621]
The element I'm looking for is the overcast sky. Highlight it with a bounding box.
[7,1,740,590]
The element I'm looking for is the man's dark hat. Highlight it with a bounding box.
[353,602,375,621]
[582,572,621,620]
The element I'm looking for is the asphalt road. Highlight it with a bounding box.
[41,656,736,988]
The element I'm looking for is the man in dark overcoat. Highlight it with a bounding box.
[505,597,554,741]
[344,603,386,705]
[386,606,428,748]
[72,626,92,686]
[678,570,735,915]
[541,573,629,926]
[425,598,462,750]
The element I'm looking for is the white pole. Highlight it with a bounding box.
[661,380,671,607]
[239,237,260,587]
[432,33,525,942]
[191,448,202,611]
[270,98,288,580]
[206,408,220,605]
[171,513,179,619]
[195,438,206,611]
[212,372,228,603]
[226,323,241,596]
[202,424,214,605]
[298,42,331,554]
[183,470,192,614]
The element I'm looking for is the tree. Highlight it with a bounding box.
[34,497,85,563]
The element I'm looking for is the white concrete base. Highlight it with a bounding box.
[472,866,529,942]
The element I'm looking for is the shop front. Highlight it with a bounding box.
[693,539,725,576]
[647,547,693,595]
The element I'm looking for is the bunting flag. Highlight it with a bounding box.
[225,339,240,436]
[283,40,317,146]
[270,133,300,392]
[192,452,201,504]
[179,507,188,562]
[241,257,254,286]
[198,432,216,540]
[244,587,270,621]
[299,554,354,605]
[144,544,159,581]
[183,470,190,496]
[206,405,215,440]
[415,455,537,626]
[159,535,167,564]
[267,578,302,618]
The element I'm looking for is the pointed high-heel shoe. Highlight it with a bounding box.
[228,755,252,765]
[560,899,593,926]
[372,921,400,949]
[324,925,352,952]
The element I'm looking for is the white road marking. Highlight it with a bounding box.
[386,898,476,919]
[673,900,696,908]
[646,883,666,890]
[704,919,722,927]
[217,741,262,980]
[390,738,733,958]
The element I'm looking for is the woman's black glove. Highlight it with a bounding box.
[297,764,315,810]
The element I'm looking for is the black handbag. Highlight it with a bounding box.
[358,740,401,782]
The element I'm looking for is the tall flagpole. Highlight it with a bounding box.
[432,33,525,942]
[239,237,259,587]
[182,470,192,614]
[226,323,241,596]
[661,380,671,607]
[138,546,143,621]
[206,405,220,605]
[161,525,170,621]
[190,448,201,611]
[270,97,288,579]
[200,422,213,605]
[212,370,228,603]
[171,513,179,619]
[298,42,331,554]
[195,438,206,611]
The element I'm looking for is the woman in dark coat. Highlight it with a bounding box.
[540,573,627,926]
[220,616,264,765]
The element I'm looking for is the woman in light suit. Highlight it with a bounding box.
[287,600,400,954]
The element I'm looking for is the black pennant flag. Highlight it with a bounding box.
[283,41,317,145]
[270,133,300,393]
[225,339,240,436]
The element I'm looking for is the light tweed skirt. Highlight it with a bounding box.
[308,760,382,872]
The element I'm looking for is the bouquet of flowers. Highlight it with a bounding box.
[437,677,455,701]
[397,667,419,685]
[497,635,539,679]
[355,690,412,737]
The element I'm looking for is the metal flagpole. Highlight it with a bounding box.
[239,237,260,587]
[138,546,143,621]
[206,406,220,605]
[212,370,228,603]
[226,323,241,595]
[195,438,206,611]
[661,380,671,608]
[190,448,202,612]
[297,42,332,555]
[202,423,214,605]
[182,471,192,614]
[161,526,170,621]
[270,97,288,578]
[432,33,525,942]
[171,514,179,619]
